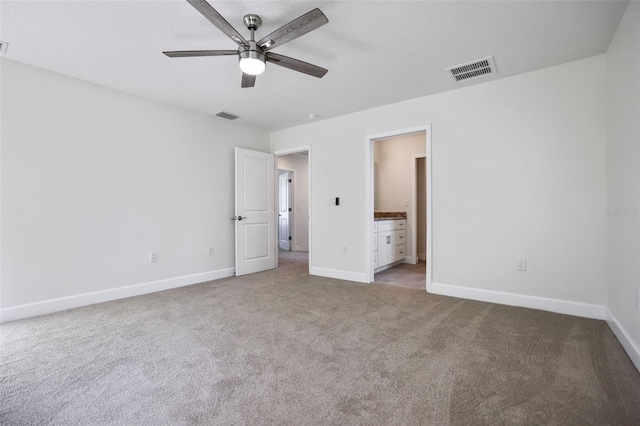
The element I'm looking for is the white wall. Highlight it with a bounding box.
[1,59,269,318]
[272,55,607,311]
[276,154,309,251]
[375,132,426,259]
[605,2,640,366]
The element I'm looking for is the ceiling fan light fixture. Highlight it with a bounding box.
[239,57,265,75]
[238,41,266,75]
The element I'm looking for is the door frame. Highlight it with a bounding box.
[273,145,312,273]
[365,125,432,291]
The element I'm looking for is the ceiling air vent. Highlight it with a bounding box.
[215,111,238,120]
[445,56,496,83]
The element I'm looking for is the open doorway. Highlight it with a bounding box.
[274,147,311,273]
[365,126,432,291]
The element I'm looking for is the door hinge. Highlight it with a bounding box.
[288,236,292,240]
[288,207,292,211]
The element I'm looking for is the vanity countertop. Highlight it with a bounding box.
[374,212,407,221]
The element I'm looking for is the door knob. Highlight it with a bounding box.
[231,216,248,221]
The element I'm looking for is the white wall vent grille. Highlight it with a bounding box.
[445,56,496,82]
[0,41,9,54]
[215,111,238,120]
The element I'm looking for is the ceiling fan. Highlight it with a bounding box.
[163,0,329,88]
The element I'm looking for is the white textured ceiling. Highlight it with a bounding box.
[0,1,628,131]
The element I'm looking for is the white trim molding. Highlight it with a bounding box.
[402,256,417,264]
[310,266,368,283]
[273,146,311,157]
[0,268,235,323]
[605,310,640,373]
[431,282,605,320]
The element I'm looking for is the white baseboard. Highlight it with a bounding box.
[431,282,605,320]
[310,266,368,283]
[605,310,640,373]
[0,268,235,323]
[402,256,417,264]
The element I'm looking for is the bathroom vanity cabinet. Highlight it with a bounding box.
[373,219,406,272]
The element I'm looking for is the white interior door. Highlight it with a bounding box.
[234,148,275,276]
[278,172,292,250]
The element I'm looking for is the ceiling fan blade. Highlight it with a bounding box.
[257,8,328,51]
[186,0,248,47]
[266,53,328,78]
[241,73,256,88]
[163,50,237,58]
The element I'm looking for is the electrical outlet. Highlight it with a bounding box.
[149,252,157,263]
[207,246,214,256]
[517,259,526,271]
[342,246,348,254]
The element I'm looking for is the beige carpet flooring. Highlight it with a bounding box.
[1,251,640,425]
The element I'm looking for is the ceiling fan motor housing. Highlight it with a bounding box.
[239,41,266,64]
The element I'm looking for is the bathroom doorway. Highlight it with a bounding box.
[366,126,432,291]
